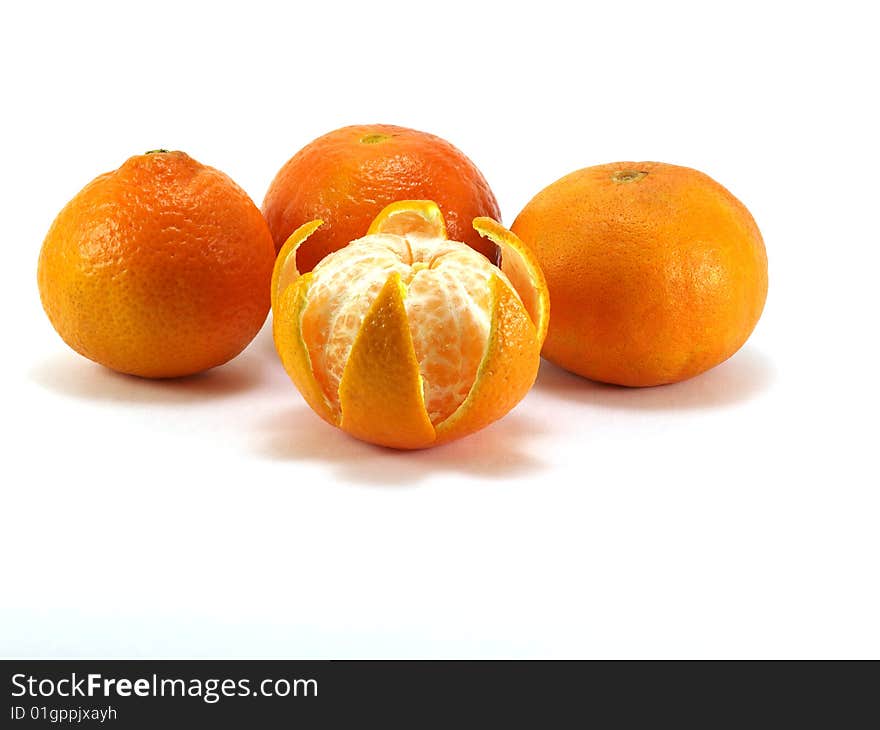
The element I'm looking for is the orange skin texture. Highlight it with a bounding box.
[38,151,276,378]
[261,124,501,272]
[511,162,768,386]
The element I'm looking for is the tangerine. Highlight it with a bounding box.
[38,150,276,378]
[512,162,768,386]
[262,124,501,272]
[272,200,549,449]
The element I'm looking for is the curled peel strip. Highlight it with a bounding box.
[272,271,337,425]
[271,219,324,313]
[473,216,550,343]
[367,199,448,239]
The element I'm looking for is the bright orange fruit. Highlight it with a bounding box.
[38,150,276,378]
[512,162,768,386]
[272,201,549,449]
[262,124,501,272]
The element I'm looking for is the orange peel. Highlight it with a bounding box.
[271,200,549,449]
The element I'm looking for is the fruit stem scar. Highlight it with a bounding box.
[145,149,170,155]
[360,134,391,144]
[612,170,648,183]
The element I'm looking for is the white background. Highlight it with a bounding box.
[2,1,877,658]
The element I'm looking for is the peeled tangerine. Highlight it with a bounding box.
[271,200,549,449]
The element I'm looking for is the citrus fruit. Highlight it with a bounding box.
[272,200,549,449]
[262,124,501,272]
[511,162,768,387]
[38,150,276,378]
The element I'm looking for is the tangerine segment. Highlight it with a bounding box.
[435,274,542,445]
[339,272,436,449]
[299,227,516,425]
[300,234,411,411]
[405,245,494,423]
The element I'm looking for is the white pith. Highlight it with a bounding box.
[300,232,519,425]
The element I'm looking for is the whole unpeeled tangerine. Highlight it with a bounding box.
[511,162,768,386]
[262,124,501,272]
[38,150,276,378]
